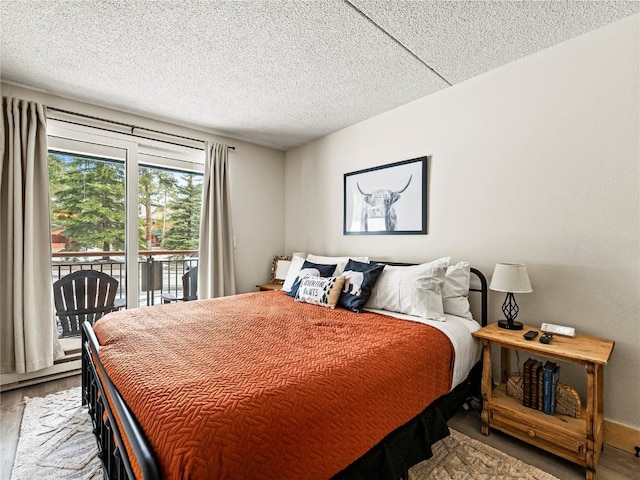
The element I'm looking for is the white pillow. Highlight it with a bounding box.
[306,254,369,276]
[282,252,307,292]
[365,257,450,320]
[443,261,473,320]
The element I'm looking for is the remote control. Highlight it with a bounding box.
[540,332,553,344]
[540,323,575,337]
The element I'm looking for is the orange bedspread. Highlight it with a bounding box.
[93,291,455,480]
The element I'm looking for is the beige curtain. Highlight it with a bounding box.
[198,142,236,298]
[1,97,61,374]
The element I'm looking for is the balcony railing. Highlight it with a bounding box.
[52,250,198,309]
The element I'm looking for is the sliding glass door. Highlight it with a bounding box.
[48,124,139,310]
[47,119,205,319]
[137,161,203,306]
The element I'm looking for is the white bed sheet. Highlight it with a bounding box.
[364,309,482,390]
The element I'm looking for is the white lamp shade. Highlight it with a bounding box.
[489,263,533,293]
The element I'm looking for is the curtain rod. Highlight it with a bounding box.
[46,106,235,150]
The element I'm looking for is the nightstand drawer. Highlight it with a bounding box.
[490,408,586,464]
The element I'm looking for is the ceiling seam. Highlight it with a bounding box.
[343,0,453,87]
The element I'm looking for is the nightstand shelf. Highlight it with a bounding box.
[491,384,587,435]
[473,323,614,480]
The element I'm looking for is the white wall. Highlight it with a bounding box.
[285,15,639,429]
[1,82,286,294]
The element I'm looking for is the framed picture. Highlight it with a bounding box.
[344,156,427,235]
[270,255,292,284]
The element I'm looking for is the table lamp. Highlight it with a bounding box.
[489,263,532,330]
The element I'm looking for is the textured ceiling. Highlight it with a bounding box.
[1,1,639,151]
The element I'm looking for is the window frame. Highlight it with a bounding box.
[47,119,205,308]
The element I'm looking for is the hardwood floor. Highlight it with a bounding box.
[1,376,637,480]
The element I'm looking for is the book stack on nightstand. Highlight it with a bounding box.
[521,358,560,414]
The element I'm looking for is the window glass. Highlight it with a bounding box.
[48,121,205,332]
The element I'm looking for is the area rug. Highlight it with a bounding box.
[12,387,559,480]
[409,428,560,480]
[11,387,101,480]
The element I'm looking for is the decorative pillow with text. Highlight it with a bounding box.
[295,276,345,309]
[287,261,338,298]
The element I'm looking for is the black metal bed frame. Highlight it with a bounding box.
[82,267,487,480]
[82,324,161,480]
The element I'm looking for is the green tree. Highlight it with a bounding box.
[157,171,177,241]
[138,167,179,249]
[53,155,125,252]
[139,166,161,249]
[48,153,65,196]
[162,174,202,252]
[48,153,66,227]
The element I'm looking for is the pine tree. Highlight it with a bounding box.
[48,153,66,227]
[138,167,181,250]
[139,166,162,249]
[162,174,202,252]
[156,171,177,244]
[53,155,125,252]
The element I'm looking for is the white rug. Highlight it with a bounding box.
[410,429,561,480]
[12,387,559,480]
[11,387,101,480]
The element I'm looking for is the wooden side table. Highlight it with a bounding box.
[472,323,614,480]
[256,283,282,291]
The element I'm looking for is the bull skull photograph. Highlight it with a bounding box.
[344,156,427,235]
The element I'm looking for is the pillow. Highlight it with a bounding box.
[306,254,369,276]
[282,252,307,292]
[295,276,345,309]
[287,261,338,298]
[365,257,450,320]
[337,260,385,313]
[443,261,473,319]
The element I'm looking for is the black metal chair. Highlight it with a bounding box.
[162,266,198,303]
[53,270,122,337]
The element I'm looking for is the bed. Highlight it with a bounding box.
[82,260,487,480]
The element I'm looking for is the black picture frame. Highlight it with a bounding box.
[343,156,427,235]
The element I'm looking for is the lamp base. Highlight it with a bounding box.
[498,319,523,330]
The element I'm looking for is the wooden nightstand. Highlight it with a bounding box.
[472,323,614,480]
[256,283,282,291]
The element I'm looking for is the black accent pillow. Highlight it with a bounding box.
[287,261,338,298]
[338,260,386,313]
